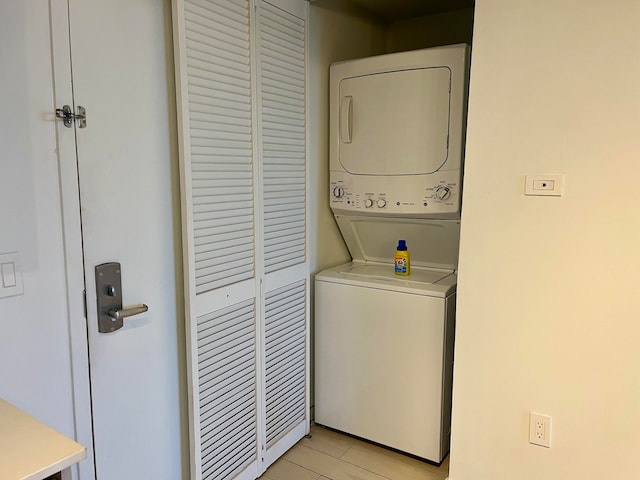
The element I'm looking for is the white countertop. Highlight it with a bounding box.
[0,399,86,480]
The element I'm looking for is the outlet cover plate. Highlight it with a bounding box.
[529,412,552,447]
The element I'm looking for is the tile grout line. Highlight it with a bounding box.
[338,444,352,460]
[288,444,390,480]
[337,438,449,476]
[297,437,354,460]
[284,457,328,479]
[336,443,445,480]
[270,427,448,480]
[336,455,394,480]
[304,429,448,479]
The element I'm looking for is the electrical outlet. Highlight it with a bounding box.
[529,412,551,447]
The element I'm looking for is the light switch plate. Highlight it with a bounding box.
[524,174,565,196]
[0,252,24,299]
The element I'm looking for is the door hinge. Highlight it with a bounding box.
[55,105,87,128]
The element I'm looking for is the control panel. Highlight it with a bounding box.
[329,170,460,218]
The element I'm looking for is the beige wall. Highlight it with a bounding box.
[450,1,640,478]
[386,8,474,53]
[308,2,475,279]
[308,0,386,276]
[308,0,386,410]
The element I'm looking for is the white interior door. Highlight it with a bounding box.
[4,1,184,478]
[65,0,186,478]
[1,3,92,479]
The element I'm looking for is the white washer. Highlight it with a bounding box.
[315,217,459,463]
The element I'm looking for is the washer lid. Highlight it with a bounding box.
[335,215,460,271]
[343,263,452,284]
[316,261,457,297]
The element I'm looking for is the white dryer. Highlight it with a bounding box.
[315,45,469,463]
[329,44,469,219]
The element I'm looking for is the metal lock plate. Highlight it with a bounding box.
[95,262,124,333]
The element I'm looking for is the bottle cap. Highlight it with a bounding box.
[397,240,407,251]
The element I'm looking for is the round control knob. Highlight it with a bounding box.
[377,199,387,208]
[332,186,344,198]
[435,186,452,201]
[364,198,374,208]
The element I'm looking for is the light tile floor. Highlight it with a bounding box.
[259,424,449,480]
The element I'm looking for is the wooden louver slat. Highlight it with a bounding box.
[185,0,255,295]
[197,298,257,480]
[259,1,306,274]
[264,280,306,446]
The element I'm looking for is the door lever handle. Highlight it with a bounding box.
[95,262,148,333]
[108,303,148,321]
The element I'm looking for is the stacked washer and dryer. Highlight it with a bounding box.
[315,44,470,463]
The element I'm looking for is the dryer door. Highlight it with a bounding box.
[339,67,451,176]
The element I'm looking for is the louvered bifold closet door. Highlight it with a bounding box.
[256,0,310,467]
[173,0,260,479]
[264,281,306,446]
[186,0,255,295]
[197,300,257,480]
[259,0,306,274]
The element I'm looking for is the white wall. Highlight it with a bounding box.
[0,2,76,439]
[386,8,474,53]
[450,1,640,478]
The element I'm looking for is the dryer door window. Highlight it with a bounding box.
[339,67,451,176]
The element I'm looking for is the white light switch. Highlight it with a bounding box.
[1,262,16,287]
[525,175,565,196]
[532,179,554,190]
[0,252,23,299]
